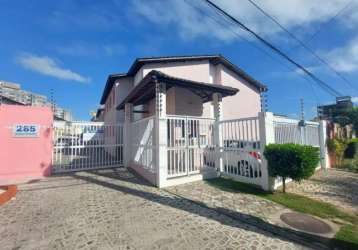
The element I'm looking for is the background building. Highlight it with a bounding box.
[317,96,353,120]
[317,96,355,139]
[0,80,72,121]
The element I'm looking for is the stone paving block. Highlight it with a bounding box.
[0,168,309,249]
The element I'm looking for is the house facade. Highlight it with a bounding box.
[95,55,276,188]
[48,55,328,189]
[100,55,267,125]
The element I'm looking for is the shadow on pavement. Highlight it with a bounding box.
[69,169,355,250]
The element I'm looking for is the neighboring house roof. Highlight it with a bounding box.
[100,54,267,105]
[117,70,239,110]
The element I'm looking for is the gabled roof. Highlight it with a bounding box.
[126,55,267,90]
[116,70,239,110]
[100,73,127,104]
[100,54,267,104]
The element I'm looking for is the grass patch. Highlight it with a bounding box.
[333,224,358,250]
[206,178,358,249]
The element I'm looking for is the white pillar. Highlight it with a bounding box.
[259,112,275,191]
[124,103,133,168]
[319,120,330,169]
[155,80,168,188]
[212,93,223,172]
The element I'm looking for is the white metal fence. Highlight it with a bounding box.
[51,113,325,189]
[52,121,123,173]
[166,116,215,178]
[130,116,156,173]
[219,117,263,186]
[273,116,320,147]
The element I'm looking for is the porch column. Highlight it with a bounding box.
[212,93,223,172]
[124,102,133,168]
[258,112,275,191]
[155,78,168,188]
[319,120,330,169]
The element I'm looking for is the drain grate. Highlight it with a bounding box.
[280,212,332,234]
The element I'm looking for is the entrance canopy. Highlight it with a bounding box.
[117,70,239,110]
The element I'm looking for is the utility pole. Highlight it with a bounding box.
[0,81,2,105]
[300,98,305,121]
[260,89,268,113]
[50,89,55,113]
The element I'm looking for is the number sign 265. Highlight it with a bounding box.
[13,124,40,137]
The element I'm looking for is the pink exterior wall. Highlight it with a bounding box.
[135,60,211,85]
[219,65,261,119]
[0,105,53,184]
[134,60,261,119]
[103,59,261,124]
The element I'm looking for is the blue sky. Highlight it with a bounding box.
[1,0,357,120]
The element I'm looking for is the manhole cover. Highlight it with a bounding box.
[280,212,332,234]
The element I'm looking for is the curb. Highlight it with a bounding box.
[0,185,17,206]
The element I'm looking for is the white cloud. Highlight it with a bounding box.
[16,53,90,83]
[131,0,358,42]
[323,37,358,73]
[56,42,126,57]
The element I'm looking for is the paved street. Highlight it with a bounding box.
[0,168,308,250]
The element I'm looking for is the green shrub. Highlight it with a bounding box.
[264,144,320,192]
[345,138,358,159]
[327,138,348,167]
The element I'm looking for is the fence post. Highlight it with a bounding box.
[319,120,330,169]
[155,79,168,188]
[212,93,223,173]
[259,112,275,191]
[123,103,133,168]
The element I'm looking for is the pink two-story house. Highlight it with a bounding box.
[100,55,267,124]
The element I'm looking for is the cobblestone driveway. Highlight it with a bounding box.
[0,168,308,250]
[288,169,358,215]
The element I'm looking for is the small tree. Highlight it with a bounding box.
[264,144,320,193]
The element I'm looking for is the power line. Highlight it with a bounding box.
[183,0,322,101]
[204,0,342,97]
[246,0,358,93]
[183,0,294,72]
[303,0,354,44]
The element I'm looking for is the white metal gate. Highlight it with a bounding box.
[52,121,124,173]
[219,117,263,186]
[166,116,215,178]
